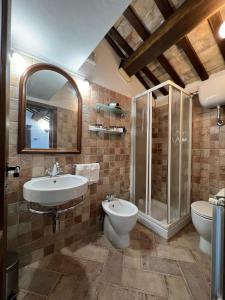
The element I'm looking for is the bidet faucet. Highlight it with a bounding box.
[46,161,63,177]
[106,194,117,202]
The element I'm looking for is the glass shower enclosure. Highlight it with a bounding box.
[131,81,192,239]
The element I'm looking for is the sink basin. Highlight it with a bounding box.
[23,174,88,206]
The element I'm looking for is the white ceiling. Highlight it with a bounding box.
[27,70,67,101]
[11,0,131,72]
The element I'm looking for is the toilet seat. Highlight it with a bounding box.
[191,201,213,220]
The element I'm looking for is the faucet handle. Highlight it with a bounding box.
[106,194,117,201]
[58,167,63,174]
[55,162,63,175]
[45,168,51,176]
[106,194,112,201]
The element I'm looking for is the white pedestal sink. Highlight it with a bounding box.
[23,174,88,207]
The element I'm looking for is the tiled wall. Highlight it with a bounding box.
[151,96,225,205]
[7,54,131,266]
[57,107,77,148]
[152,104,168,203]
[192,96,225,202]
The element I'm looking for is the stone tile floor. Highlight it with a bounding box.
[18,222,211,300]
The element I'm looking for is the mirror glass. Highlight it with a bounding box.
[23,68,80,152]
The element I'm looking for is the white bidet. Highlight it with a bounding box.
[102,198,138,248]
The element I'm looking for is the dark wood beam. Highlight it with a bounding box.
[108,27,167,95]
[123,6,185,87]
[105,34,157,97]
[208,11,225,61]
[108,27,133,56]
[142,67,167,95]
[155,0,208,81]
[177,38,208,80]
[154,0,174,19]
[157,55,185,87]
[136,72,150,89]
[123,6,149,40]
[136,72,157,98]
[122,0,224,76]
[105,34,126,59]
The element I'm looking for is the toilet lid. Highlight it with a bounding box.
[191,201,213,220]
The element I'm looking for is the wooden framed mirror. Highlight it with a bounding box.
[18,63,82,154]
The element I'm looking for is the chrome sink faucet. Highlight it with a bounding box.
[46,162,63,177]
[106,194,117,202]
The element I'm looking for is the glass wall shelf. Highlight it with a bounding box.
[96,103,126,116]
[89,127,126,135]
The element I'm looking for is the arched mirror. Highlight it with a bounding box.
[18,63,82,154]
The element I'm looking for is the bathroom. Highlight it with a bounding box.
[1,0,225,299]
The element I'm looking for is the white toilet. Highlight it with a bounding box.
[191,201,213,256]
[102,198,138,248]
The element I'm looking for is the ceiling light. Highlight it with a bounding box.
[76,78,90,94]
[219,21,225,39]
[10,52,27,75]
[38,119,49,132]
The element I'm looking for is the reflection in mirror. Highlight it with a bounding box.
[26,101,57,149]
[19,64,82,154]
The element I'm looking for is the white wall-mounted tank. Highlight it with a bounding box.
[199,73,225,126]
[199,74,225,108]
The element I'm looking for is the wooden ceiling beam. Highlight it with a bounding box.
[136,72,157,98]
[123,6,149,41]
[155,0,208,81]
[142,67,167,95]
[121,0,224,76]
[136,72,150,89]
[177,38,208,80]
[108,27,133,56]
[105,33,157,97]
[157,55,185,87]
[123,6,185,87]
[154,0,174,19]
[105,34,126,59]
[208,11,225,62]
[108,27,167,95]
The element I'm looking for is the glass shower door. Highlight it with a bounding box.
[169,86,181,222]
[168,88,191,223]
[181,94,192,216]
[133,94,149,214]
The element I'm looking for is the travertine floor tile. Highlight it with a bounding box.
[28,253,103,276]
[191,249,211,282]
[47,274,97,300]
[165,275,192,300]
[100,249,123,285]
[141,255,181,276]
[125,246,142,258]
[17,290,46,300]
[179,261,210,300]
[156,244,195,262]
[62,242,108,263]
[18,223,211,300]
[155,224,199,251]
[19,267,60,296]
[98,283,146,300]
[123,253,141,269]
[47,256,103,299]
[122,267,167,297]
[91,234,114,249]
[145,295,167,300]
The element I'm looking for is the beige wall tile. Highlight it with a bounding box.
[7,52,131,267]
